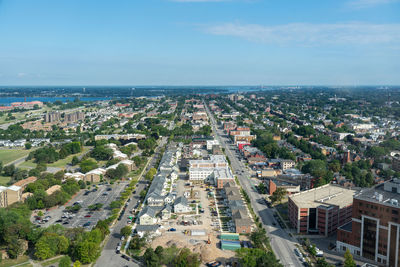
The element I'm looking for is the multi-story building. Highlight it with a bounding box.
[288,184,356,236]
[0,185,22,207]
[336,179,400,267]
[213,167,235,189]
[189,155,228,183]
[65,111,85,123]
[281,159,296,170]
[44,111,61,123]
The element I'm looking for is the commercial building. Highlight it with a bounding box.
[288,184,356,236]
[213,167,235,189]
[266,179,300,195]
[336,179,400,267]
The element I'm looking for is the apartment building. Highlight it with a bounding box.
[337,179,400,267]
[0,185,22,207]
[189,155,228,182]
[288,184,356,236]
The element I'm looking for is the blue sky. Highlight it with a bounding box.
[0,0,399,85]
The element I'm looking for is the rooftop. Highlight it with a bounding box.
[355,179,400,208]
[289,184,357,209]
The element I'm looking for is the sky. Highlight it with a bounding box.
[0,0,399,86]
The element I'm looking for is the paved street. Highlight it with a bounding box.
[95,137,167,267]
[205,101,302,267]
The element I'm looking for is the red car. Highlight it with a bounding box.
[84,215,91,218]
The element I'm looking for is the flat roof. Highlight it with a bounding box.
[289,184,357,209]
[355,182,400,208]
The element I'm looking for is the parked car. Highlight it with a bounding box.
[121,254,130,261]
[294,248,301,257]
[83,222,91,227]
[207,261,221,267]
[84,215,91,218]
[168,228,176,232]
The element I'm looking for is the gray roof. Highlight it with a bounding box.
[235,218,252,227]
[163,204,172,212]
[174,196,188,206]
[139,206,156,218]
[135,224,159,232]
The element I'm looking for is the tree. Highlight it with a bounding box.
[90,146,113,161]
[343,249,356,267]
[144,247,160,267]
[59,256,72,267]
[72,156,79,166]
[236,248,282,267]
[80,159,98,173]
[73,260,81,267]
[74,240,100,264]
[145,168,157,181]
[129,235,147,250]
[174,248,200,267]
[120,225,132,238]
[270,188,287,204]
[25,143,32,149]
[3,164,15,176]
[250,227,269,249]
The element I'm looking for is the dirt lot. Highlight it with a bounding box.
[151,181,247,264]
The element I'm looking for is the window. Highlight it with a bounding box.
[392,209,399,215]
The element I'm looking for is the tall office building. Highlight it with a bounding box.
[337,179,400,267]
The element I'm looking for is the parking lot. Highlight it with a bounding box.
[32,181,129,230]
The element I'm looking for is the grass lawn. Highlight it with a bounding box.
[47,146,91,169]
[17,160,37,169]
[0,255,30,267]
[0,175,11,186]
[16,263,33,267]
[40,256,62,266]
[0,149,31,165]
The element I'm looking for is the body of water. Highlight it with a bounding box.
[0,97,112,106]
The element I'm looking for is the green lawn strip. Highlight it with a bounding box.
[0,149,31,165]
[0,255,29,267]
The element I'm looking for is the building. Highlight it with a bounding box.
[336,179,400,267]
[266,179,300,195]
[139,206,158,225]
[281,160,296,170]
[213,167,235,189]
[392,156,400,172]
[288,184,356,236]
[44,111,61,123]
[189,155,228,182]
[0,185,22,207]
[206,139,219,150]
[174,196,191,213]
[12,176,37,190]
[11,101,43,109]
[65,111,85,123]
[84,168,105,183]
[232,209,252,233]
[46,185,61,195]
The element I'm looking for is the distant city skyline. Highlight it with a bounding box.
[0,0,399,85]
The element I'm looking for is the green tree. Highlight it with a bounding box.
[250,227,269,248]
[90,146,113,161]
[73,260,81,267]
[25,143,32,150]
[80,159,98,173]
[236,248,282,267]
[270,188,287,204]
[144,247,160,267]
[59,256,72,267]
[145,168,157,181]
[72,156,79,166]
[120,225,132,238]
[74,240,100,264]
[174,248,200,267]
[343,249,356,267]
[3,164,15,176]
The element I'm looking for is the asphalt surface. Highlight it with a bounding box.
[33,182,127,230]
[95,137,167,267]
[205,101,302,267]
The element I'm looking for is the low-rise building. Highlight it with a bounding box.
[174,196,191,213]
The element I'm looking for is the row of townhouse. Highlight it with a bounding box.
[136,146,185,238]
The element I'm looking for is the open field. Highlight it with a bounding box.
[47,146,91,168]
[0,148,31,165]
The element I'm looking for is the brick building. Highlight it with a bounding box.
[288,184,356,236]
[336,179,400,267]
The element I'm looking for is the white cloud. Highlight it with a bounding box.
[347,0,397,8]
[204,22,400,46]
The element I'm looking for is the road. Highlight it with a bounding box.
[95,137,167,267]
[204,101,302,267]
